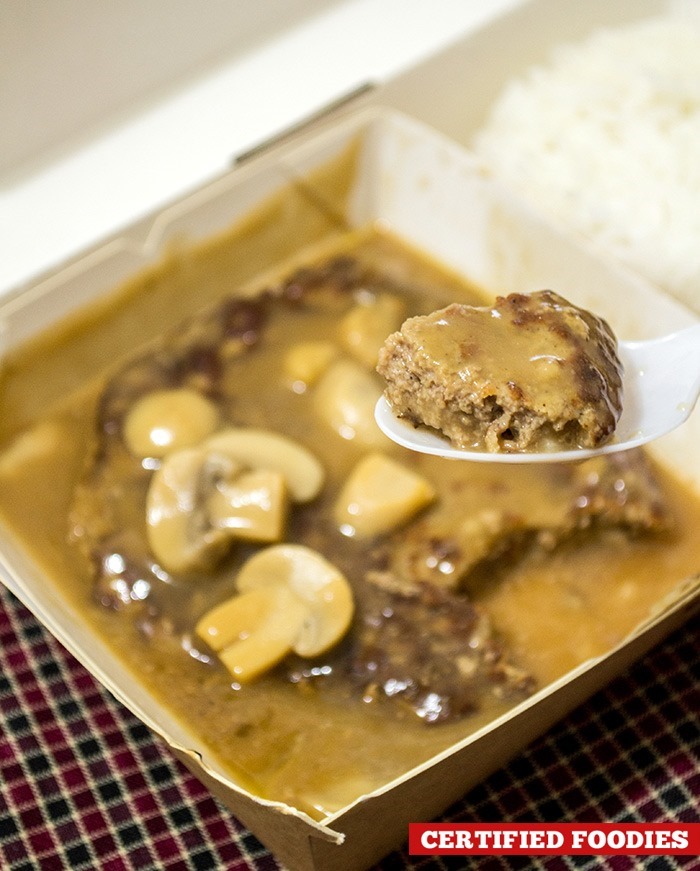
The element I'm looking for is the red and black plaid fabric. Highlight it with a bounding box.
[1,583,697,871]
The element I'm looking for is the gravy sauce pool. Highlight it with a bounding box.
[0,213,698,820]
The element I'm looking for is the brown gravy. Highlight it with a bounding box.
[0,220,698,821]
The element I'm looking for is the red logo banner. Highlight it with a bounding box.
[409,823,699,856]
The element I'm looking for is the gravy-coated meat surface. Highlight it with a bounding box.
[377,290,624,452]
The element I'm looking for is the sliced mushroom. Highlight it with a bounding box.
[283,341,338,389]
[123,388,220,458]
[207,467,287,543]
[145,427,324,573]
[194,545,354,681]
[334,452,436,538]
[146,446,288,573]
[196,585,276,651]
[339,292,405,369]
[146,446,226,573]
[195,544,354,683]
[313,359,387,447]
[196,585,309,682]
[236,544,355,657]
[205,428,324,503]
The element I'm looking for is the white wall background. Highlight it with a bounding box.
[0,0,520,292]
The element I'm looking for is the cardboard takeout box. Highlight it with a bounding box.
[1,2,698,869]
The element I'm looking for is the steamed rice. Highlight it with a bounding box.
[473,13,700,315]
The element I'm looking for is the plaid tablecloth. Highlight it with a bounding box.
[1,583,697,871]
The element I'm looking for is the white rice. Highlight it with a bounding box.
[473,12,700,314]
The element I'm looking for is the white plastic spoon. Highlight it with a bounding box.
[375,322,700,463]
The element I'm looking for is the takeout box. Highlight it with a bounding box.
[2,103,699,871]
[1,2,699,870]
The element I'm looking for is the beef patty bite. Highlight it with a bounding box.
[377,290,624,453]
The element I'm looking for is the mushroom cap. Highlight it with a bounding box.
[144,427,325,574]
[203,586,310,682]
[123,389,220,458]
[194,545,355,681]
[313,360,387,447]
[146,445,231,573]
[205,428,324,503]
[237,544,355,657]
